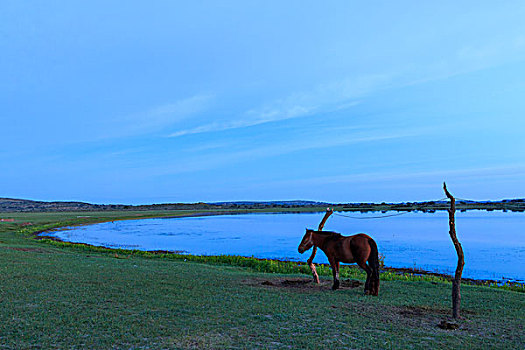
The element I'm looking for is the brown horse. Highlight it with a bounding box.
[298,229,380,296]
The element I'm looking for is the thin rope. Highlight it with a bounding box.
[454,197,474,202]
[333,211,410,220]
[404,197,449,202]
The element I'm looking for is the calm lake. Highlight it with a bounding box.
[43,211,525,282]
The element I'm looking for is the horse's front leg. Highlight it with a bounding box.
[307,247,320,284]
[330,259,340,290]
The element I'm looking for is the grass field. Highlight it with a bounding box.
[1,211,524,349]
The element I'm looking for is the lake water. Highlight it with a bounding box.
[43,211,525,282]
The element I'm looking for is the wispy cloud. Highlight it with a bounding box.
[115,30,525,143]
[147,95,213,121]
[100,94,214,139]
[167,100,319,138]
[130,94,213,130]
[167,107,310,138]
[166,74,396,138]
[151,125,427,177]
[164,30,525,140]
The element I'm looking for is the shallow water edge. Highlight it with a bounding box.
[35,210,525,287]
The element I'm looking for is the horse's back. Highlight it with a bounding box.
[337,233,373,263]
[351,233,372,241]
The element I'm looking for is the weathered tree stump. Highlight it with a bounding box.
[443,182,465,319]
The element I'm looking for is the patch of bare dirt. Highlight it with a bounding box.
[398,305,476,318]
[280,279,311,287]
[341,279,363,288]
[2,246,47,253]
[438,320,460,330]
[253,277,363,290]
[381,305,477,333]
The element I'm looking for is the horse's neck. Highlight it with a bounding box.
[312,233,328,248]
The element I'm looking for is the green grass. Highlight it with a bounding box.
[1,211,524,349]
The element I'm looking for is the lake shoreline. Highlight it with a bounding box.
[36,233,524,288]
[32,210,523,288]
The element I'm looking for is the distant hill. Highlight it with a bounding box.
[0,198,122,212]
[0,198,330,212]
[0,197,523,213]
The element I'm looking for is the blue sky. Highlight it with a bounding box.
[2,1,525,204]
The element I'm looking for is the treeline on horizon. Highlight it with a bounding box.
[1,197,524,213]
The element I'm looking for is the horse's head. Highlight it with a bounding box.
[298,228,315,254]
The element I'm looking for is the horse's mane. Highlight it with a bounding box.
[310,230,342,237]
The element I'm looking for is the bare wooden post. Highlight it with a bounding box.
[443,182,465,319]
[307,208,333,283]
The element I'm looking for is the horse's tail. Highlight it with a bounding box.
[368,238,380,296]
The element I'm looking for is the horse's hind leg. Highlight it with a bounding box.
[357,261,372,295]
[330,259,340,290]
